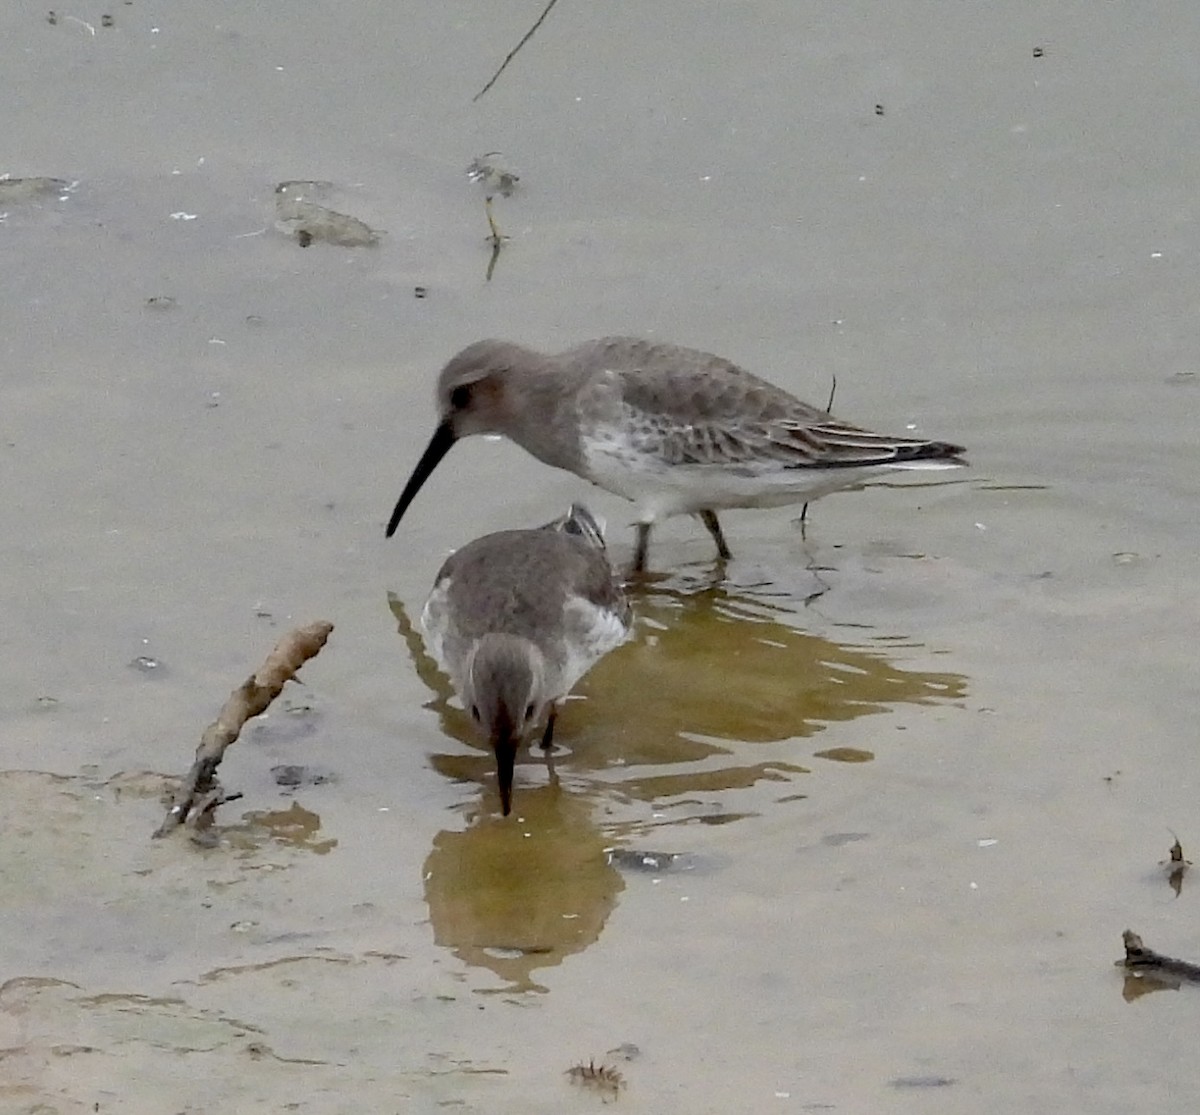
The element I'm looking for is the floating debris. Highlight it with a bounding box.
[129,655,164,675]
[101,13,113,27]
[414,285,428,299]
[565,1059,624,1099]
[467,153,519,199]
[1118,930,1200,986]
[271,764,336,788]
[466,155,519,280]
[1161,834,1191,896]
[145,295,177,311]
[273,180,380,247]
[1032,46,1045,58]
[275,178,334,199]
[607,849,691,875]
[0,176,70,203]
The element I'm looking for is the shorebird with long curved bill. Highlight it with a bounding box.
[420,503,631,816]
[386,336,966,572]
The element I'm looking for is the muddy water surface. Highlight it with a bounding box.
[3,2,1199,1112]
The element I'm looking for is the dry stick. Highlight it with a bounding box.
[1119,930,1200,983]
[153,621,334,839]
[472,0,562,102]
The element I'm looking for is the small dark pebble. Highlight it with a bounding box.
[271,764,336,788]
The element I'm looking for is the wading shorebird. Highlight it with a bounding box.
[387,337,966,572]
[421,503,631,816]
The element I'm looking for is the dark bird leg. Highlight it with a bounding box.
[539,705,559,750]
[698,509,733,560]
[631,522,653,574]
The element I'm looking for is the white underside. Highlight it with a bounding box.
[421,582,630,705]
[556,595,631,693]
[582,440,961,523]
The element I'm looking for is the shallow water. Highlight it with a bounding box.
[3,2,1200,1112]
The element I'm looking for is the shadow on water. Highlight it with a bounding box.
[387,571,966,988]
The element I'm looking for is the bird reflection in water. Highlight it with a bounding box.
[387,574,965,988]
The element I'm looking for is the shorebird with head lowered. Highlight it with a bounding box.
[421,503,631,816]
[387,337,967,572]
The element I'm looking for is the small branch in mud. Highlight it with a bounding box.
[153,621,334,842]
[472,0,563,102]
[1118,930,1200,984]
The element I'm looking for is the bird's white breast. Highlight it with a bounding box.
[552,594,631,694]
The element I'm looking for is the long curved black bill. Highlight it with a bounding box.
[385,421,457,537]
[495,738,516,816]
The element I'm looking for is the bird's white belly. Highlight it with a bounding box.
[552,595,631,694]
[581,438,909,522]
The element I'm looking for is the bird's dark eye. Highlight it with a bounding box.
[470,705,481,722]
[525,703,536,720]
[449,384,472,410]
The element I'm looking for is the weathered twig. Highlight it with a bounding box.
[1118,930,1200,983]
[472,0,562,102]
[153,621,334,840]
